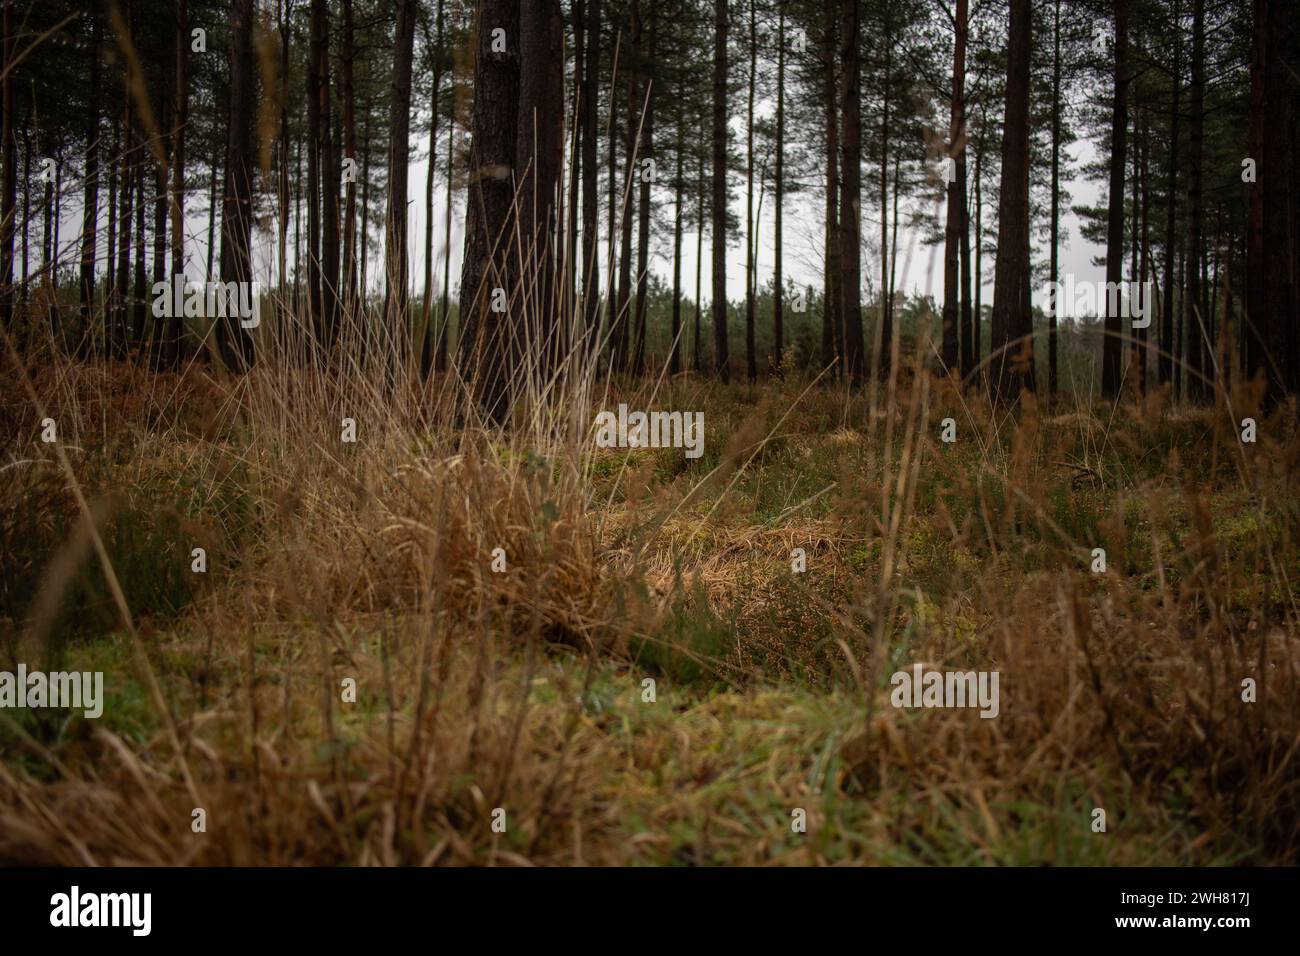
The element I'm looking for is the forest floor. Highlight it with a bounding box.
[2,355,1298,865]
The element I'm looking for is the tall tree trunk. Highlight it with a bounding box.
[973,126,981,375]
[1101,0,1128,399]
[132,142,146,350]
[942,0,968,377]
[821,0,839,374]
[307,0,324,343]
[79,13,103,342]
[343,0,359,332]
[711,0,730,382]
[0,0,13,341]
[116,113,134,358]
[171,0,188,366]
[319,0,340,350]
[421,0,446,378]
[1254,0,1294,404]
[105,122,118,356]
[614,65,634,375]
[438,110,452,373]
[19,125,27,324]
[694,142,703,372]
[1186,0,1206,400]
[1138,93,1151,391]
[42,131,59,342]
[671,89,683,375]
[206,156,220,281]
[276,0,290,349]
[1048,0,1060,399]
[458,0,520,421]
[567,0,582,338]
[151,85,170,366]
[581,0,599,352]
[383,0,417,382]
[516,0,565,379]
[744,0,757,382]
[989,0,1034,403]
[875,12,889,383]
[633,6,656,374]
[1160,0,1181,389]
[840,0,863,385]
[774,7,785,375]
[218,0,256,369]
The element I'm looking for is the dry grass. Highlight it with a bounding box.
[2,322,1299,865]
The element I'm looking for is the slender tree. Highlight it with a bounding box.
[1101,0,1129,399]
[989,0,1034,402]
[711,0,729,382]
[218,0,256,369]
[840,0,863,385]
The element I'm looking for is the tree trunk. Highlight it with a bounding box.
[151,84,169,366]
[0,0,13,341]
[840,0,863,385]
[426,0,452,377]
[319,0,340,350]
[383,0,417,382]
[276,0,289,351]
[942,0,968,377]
[516,0,565,379]
[1101,0,1128,399]
[439,109,453,373]
[671,89,683,375]
[1186,0,1206,400]
[875,11,889,383]
[170,0,188,366]
[307,0,324,343]
[989,0,1034,403]
[711,0,730,382]
[821,0,839,375]
[744,0,757,382]
[633,6,656,374]
[116,112,134,358]
[218,0,256,369]
[458,0,520,421]
[79,13,102,342]
[1160,0,1181,389]
[580,0,600,353]
[694,143,703,372]
[774,8,785,376]
[343,0,359,332]
[1048,0,1060,398]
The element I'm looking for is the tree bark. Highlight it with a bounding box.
[774,7,785,376]
[711,0,729,382]
[821,0,839,375]
[458,0,520,421]
[943,0,968,377]
[1160,0,1180,389]
[383,0,417,381]
[218,0,256,369]
[1186,0,1206,400]
[581,0,600,353]
[989,0,1034,403]
[516,0,565,379]
[79,13,103,344]
[1101,0,1128,399]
